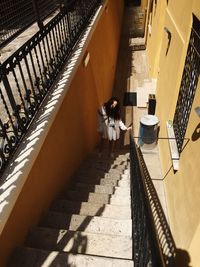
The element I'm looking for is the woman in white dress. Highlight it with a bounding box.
[97,97,132,157]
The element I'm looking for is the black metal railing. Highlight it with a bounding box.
[130,133,176,267]
[173,14,200,154]
[0,0,62,48]
[0,0,102,175]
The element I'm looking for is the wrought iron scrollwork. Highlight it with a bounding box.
[173,14,200,153]
[0,0,102,175]
[130,134,176,266]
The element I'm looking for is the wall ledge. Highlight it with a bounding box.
[166,121,179,171]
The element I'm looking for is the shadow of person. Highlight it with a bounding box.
[176,248,192,267]
[191,123,200,141]
[71,232,87,254]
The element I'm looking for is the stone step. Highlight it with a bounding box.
[81,159,129,169]
[70,183,131,196]
[75,168,128,178]
[80,157,129,168]
[83,161,129,170]
[100,178,130,187]
[25,227,132,259]
[8,247,134,267]
[62,190,131,205]
[87,151,129,159]
[40,212,132,236]
[80,163,129,173]
[50,200,131,219]
[76,168,124,178]
[78,169,128,178]
[82,159,128,168]
[74,172,122,181]
[75,173,123,181]
[74,181,130,190]
[82,156,128,164]
[73,175,130,186]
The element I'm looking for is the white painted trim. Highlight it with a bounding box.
[166,121,179,171]
[0,1,106,235]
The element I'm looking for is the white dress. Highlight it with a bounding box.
[97,106,127,141]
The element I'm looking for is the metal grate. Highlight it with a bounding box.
[173,14,200,153]
[0,0,61,48]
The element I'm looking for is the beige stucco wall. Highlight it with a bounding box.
[0,1,124,266]
[147,0,200,266]
[146,0,167,78]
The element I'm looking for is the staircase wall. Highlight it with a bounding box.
[146,0,167,78]
[0,1,124,266]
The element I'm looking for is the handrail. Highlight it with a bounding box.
[130,133,176,266]
[0,0,102,176]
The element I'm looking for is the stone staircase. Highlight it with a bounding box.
[7,151,133,267]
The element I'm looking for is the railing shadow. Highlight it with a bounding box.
[0,0,104,237]
[30,206,105,267]
[0,0,103,175]
[20,147,131,266]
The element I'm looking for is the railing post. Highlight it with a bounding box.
[0,65,22,134]
[32,0,44,29]
[64,1,73,44]
[59,0,65,11]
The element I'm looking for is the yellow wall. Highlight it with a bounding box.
[181,80,200,266]
[146,0,167,77]
[163,80,200,267]
[89,0,124,104]
[155,9,187,129]
[0,1,124,266]
[147,0,200,266]
[141,0,148,9]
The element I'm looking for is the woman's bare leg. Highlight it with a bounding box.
[109,140,115,157]
[98,137,105,157]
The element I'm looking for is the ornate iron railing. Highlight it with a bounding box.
[173,14,200,153]
[0,0,62,48]
[0,0,102,175]
[130,134,176,266]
